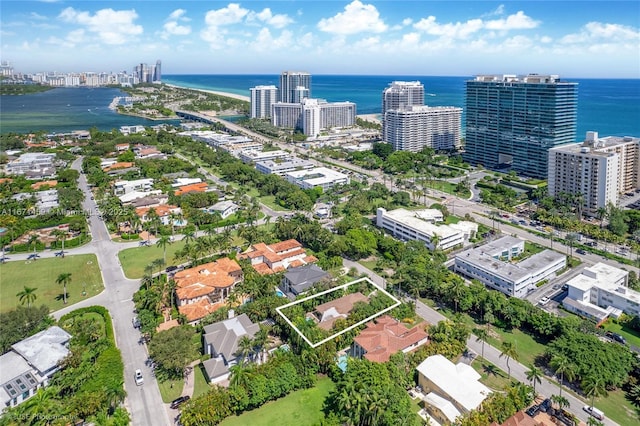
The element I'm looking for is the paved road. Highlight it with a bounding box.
[51,158,171,426]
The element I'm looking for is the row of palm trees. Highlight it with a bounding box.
[474,328,607,424]
[15,272,73,308]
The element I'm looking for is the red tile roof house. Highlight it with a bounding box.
[174,258,243,324]
[237,239,318,275]
[352,315,429,363]
[308,292,370,331]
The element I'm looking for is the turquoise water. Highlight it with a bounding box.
[163,74,640,138]
[337,354,348,372]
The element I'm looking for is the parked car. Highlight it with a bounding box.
[27,253,40,260]
[170,395,190,409]
[540,398,552,412]
[582,405,605,420]
[134,369,144,386]
[539,296,551,306]
[132,316,141,329]
[605,331,627,344]
[576,249,587,255]
[166,265,178,273]
[525,405,539,417]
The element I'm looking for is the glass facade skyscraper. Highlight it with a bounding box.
[463,74,578,178]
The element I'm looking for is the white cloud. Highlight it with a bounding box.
[251,27,293,50]
[414,16,484,39]
[317,0,387,35]
[560,21,640,44]
[204,3,249,26]
[249,8,294,29]
[485,11,539,30]
[58,7,142,45]
[162,9,191,39]
[30,12,47,20]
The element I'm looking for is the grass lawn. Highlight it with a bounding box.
[220,376,335,426]
[118,240,187,279]
[258,195,289,211]
[600,320,640,348]
[192,363,212,399]
[0,254,103,313]
[429,181,457,195]
[158,377,183,403]
[358,258,378,271]
[593,388,640,425]
[471,359,513,391]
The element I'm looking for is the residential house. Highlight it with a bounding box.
[201,313,260,383]
[115,143,130,152]
[204,201,238,220]
[174,182,208,196]
[135,204,182,226]
[102,162,135,173]
[113,178,154,195]
[352,315,429,363]
[133,145,166,160]
[171,178,202,188]
[30,180,57,190]
[5,153,56,176]
[238,239,317,275]
[0,326,71,409]
[416,354,491,425]
[130,195,168,209]
[280,264,331,297]
[308,292,369,331]
[490,411,543,426]
[174,258,244,324]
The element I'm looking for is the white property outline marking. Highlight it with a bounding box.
[275,277,401,348]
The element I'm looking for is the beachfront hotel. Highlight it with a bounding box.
[548,131,640,216]
[463,74,577,179]
[279,71,311,103]
[384,106,462,152]
[250,85,278,119]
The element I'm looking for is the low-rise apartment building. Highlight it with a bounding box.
[285,167,350,191]
[454,236,566,298]
[376,208,477,251]
[563,262,639,323]
[239,149,290,164]
[5,153,56,175]
[255,157,315,176]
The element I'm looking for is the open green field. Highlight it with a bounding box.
[220,377,335,426]
[158,377,183,403]
[118,240,187,279]
[471,359,513,391]
[593,388,640,425]
[600,320,640,348]
[258,195,289,211]
[0,254,103,313]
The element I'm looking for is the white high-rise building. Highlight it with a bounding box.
[548,131,640,216]
[279,71,311,103]
[382,81,424,142]
[250,85,278,119]
[272,103,303,129]
[385,106,462,152]
[319,101,356,130]
[302,99,322,138]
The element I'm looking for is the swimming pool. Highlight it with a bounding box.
[337,354,348,372]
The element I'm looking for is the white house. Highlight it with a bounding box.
[285,167,350,191]
[204,201,238,219]
[113,178,154,195]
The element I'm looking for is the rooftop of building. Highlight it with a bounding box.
[354,315,428,363]
[566,262,636,299]
[11,326,71,374]
[285,167,349,183]
[256,157,314,170]
[456,236,566,282]
[379,208,476,240]
[550,131,640,154]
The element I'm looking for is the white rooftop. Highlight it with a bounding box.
[416,354,491,412]
[11,326,71,374]
[567,262,629,292]
[381,208,462,239]
[286,167,349,186]
[423,392,462,423]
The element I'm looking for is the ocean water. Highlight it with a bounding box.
[0,87,180,134]
[1,76,639,138]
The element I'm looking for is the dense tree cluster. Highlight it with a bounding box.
[0,305,54,354]
[149,326,199,380]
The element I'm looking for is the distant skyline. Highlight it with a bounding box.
[1,1,639,78]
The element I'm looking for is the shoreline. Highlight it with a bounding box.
[163,83,250,102]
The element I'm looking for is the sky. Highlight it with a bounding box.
[1,1,639,78]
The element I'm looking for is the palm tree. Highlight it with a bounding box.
[229,364,252,389]
[104,384,126,414]
[587,417,605,426]
[565,233,578,259]
[449,279,466,312]
[582,374,607,413]
[499,341,519,380]
[155,234,172,264]
[51,229,68,257]
[56,272,72,304]
[596,206,608,229]
[526,364,543,394]
[550,354,576,398]
[16,286,38,307]
[551,394,570,412]
[489,210,500,233]
[475,328,489,361]
[27,233,39,256]
[236,335,254,365]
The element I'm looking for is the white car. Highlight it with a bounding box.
[539,296,551,306]
[134,369,144,386]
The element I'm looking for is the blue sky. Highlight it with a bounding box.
[1,1,639,77]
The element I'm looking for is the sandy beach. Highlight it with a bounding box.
[164,83,250,102]
[357,113,382,124]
